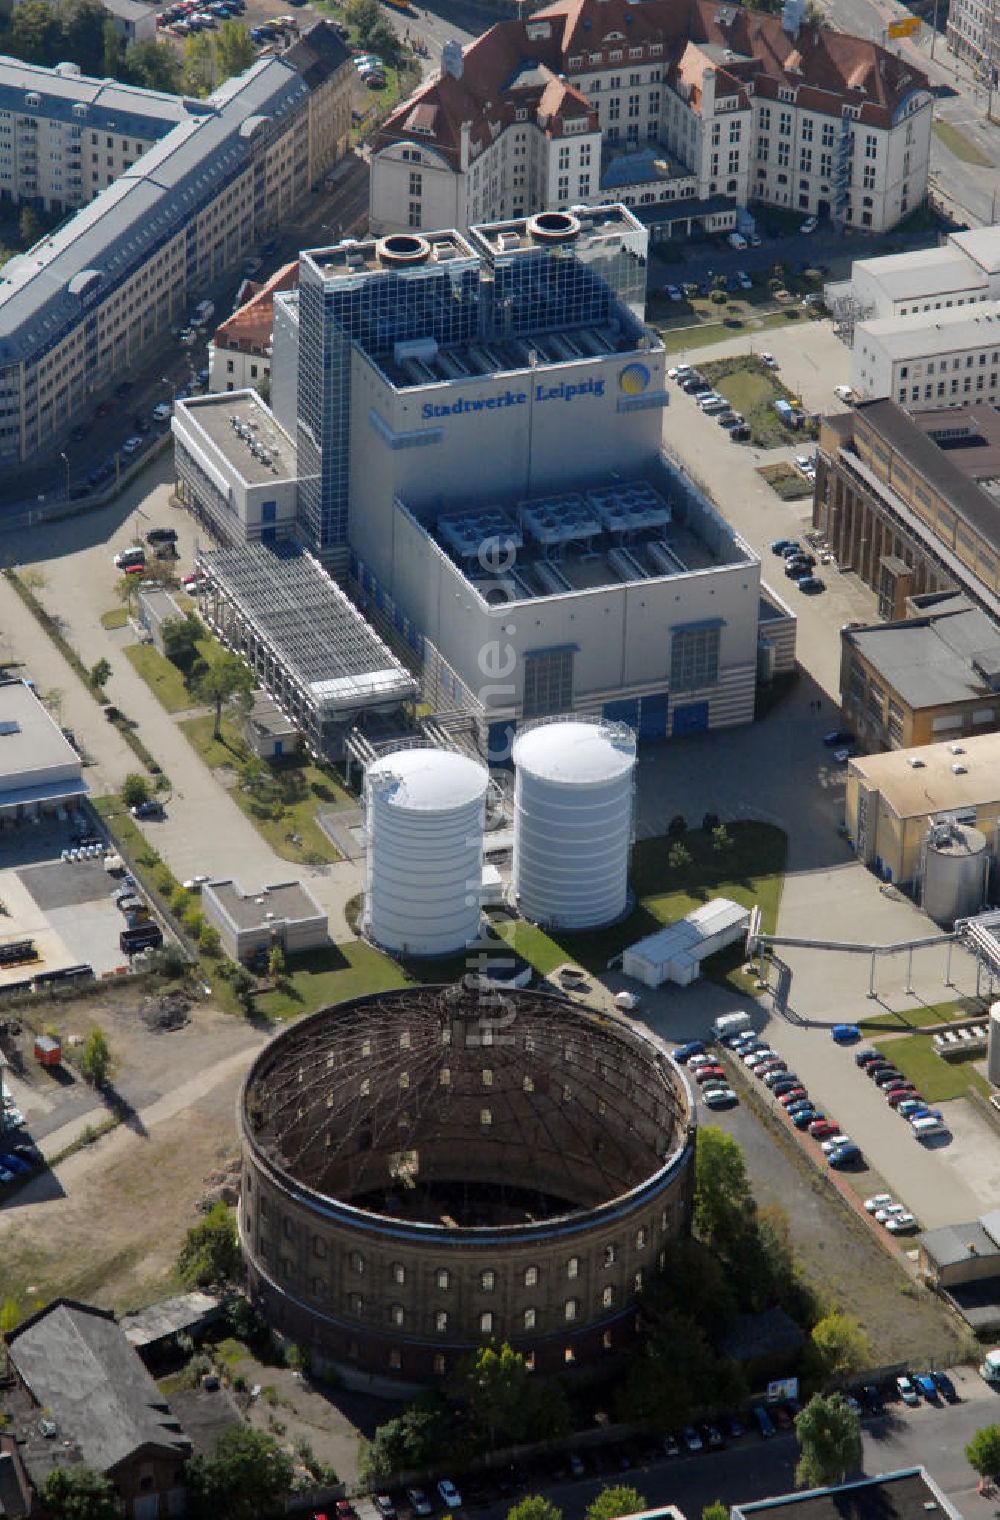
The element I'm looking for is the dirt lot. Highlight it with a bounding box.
[0,982,263,1315]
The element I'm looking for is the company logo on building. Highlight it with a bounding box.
[618,362,650,396]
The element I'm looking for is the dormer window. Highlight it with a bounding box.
[515,107,527,121]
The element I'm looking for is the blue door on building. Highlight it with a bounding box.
[672,700,709,736]
[639,692,668,741]
[603,698,639,728]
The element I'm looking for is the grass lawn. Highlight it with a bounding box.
[100,607,128,630]
[488,821,786,989]
[701,355,817,447]
[656,307,810,356]
[758,463,813,501]
[873,1032,991,1101]
[861,997,987,1033]
[253,940,407,1019]
[124,644,196,714]
[179,714,345,865]
[933,120,993,167]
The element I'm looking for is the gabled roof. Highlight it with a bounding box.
[284,20,352,89]
[7,1300,191,1476]
[377,0,928,164]
[213,260,299,356]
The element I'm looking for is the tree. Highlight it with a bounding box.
[585,1488,646,1520]
[162,613,201,672]
[102,15,123,77]
[345,0,380,36]
[18,203,43,249]
[60,0,107,75]
[178,1202,240,1287]
[40,1465,121,1520]
[213,18,254,77]
[9,0,61,65]
[121,771,150,808]
[702,1504,728,1520]
[122,37,182,90]
[668,842,691,870]
[467,1342,532,1446]
[199,922,222,957]
[0,1297,19,1337]
[694,1126,755,1258]
[79,1026,115,1088]
[509,1501,562,1520]
[195,652,253,739]
[794,1393,861,1489]
[186,1425,294,1520]
[361,1396,454,1481]
[965,1425,1000,1481]
[267,945,286,981]
[807,1312,871,1386]
[182,30,215,95]
[90,657,112,690]
[711,823,732,853]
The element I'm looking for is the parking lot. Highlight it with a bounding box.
[0,819,149,990]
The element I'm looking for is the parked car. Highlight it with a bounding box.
[759,351,778,368]
[931,1371,958,1402]
[809,1118,838,1137]
[407,1490,432,1515]
[662,1434,681,1458]
[913,1374,939,1401]
[130,800,164,820]
[896,1376,920,1407]
[673,1041,706,1063]
[778,1088,808,1106]
[862,1384,885,1414]
[801,216,819,233]
[828,1144,862,1168]
[824,729,855,747]
[152,401,173,422]
[702,1086,737,1108]
[664,284,684,301]
[865,1193,893,1213]
[680,1426,703,1453]
[374,1498,397,1520]
[147,527,178,545]
[694,1065,727,1083]
[832,1023,861,1044]
[885,1213,917,1233]
[437,1482,462,1510]
[751,1405,775,1438]
[792,1109,818,1129]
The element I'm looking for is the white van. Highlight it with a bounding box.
[713,1011,752,1041]
[727,231,748,250]
[912,1115,947,1139]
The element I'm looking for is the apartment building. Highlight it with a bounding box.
[208,260,298,395]
[947,0,999,81]
[852,302,1000,409]
[370,0,933,237]
[813,398,1000,625]
[0,27,351,466]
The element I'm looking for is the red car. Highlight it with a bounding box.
[809,1119,838,1138]
[694,1065,726,1084]
[887,1088,920,1107]
[778,1088,807,1107]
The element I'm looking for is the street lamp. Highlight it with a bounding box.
[59,450,69,499]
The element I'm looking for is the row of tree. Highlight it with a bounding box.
[2,0,254,98]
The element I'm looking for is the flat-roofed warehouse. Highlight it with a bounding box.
[0,679,87,821]
[845,728,1000,885]
[196,544,417,759]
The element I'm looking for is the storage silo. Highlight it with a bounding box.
[920,820,989,927]
[512,718,636,930]
[364,747,489,956]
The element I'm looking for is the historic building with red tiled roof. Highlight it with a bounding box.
[370,0,933,238]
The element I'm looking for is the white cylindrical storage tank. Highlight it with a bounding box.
[512,718,636,930]
[364,748,489,956]
[921,821,988,927]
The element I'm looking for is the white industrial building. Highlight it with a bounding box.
[369,0,933,238]
[828,226,1000,329]
[201,878,328,963]
[623,897,750,986]
[852,302,1000,409]
[0,678,87,821]
[173,391,299,545]
[173,207,796,757]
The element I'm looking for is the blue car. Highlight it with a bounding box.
[828,1143,862,1168]
[0,1153,30,1175]
[832,1023,861,1044]
[792,1110,817,1129]
[908,1107,943,1123]
[673,1041,706,1063]
[771,539,797,555]
[786,1099,813,1114]
[913,1374,939,1401]
[752,1405,775,1438]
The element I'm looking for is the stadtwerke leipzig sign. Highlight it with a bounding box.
[420,362,650,420]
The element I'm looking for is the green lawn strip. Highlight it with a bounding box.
[701,355,817,447]
[861,996,987,1033]
[124,644,195,714]
[489,821,785,980]
[100,608,129,630]
[933,120,993,167]
[873,1032,990,1101]
[178,714,343,865]
[254,940,407,1020]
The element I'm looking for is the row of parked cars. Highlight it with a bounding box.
[0,1092,43,1189]
[770,538,824,595]
[851,1046,948,1147]
[668,365,751,441]
[672,1040,737,1108]
[157,0,245,34]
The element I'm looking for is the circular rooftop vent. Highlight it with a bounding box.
[527,210,581,245]
[377,233,432,267]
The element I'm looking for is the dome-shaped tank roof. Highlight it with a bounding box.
[513,720,636,784]
[366,747,488,810]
